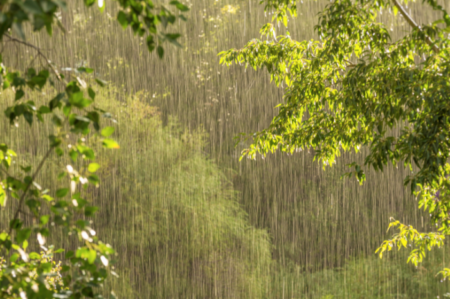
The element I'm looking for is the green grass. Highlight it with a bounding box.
[271,249,450,298]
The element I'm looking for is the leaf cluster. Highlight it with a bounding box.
[220,0,450,279]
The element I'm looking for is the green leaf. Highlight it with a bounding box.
[55,147,64,156]
[29,252,41,259]
[69,149,78,162]
[78,146,95,160]
[0,232,8,241]
[82,286,94,297]
[147,35,155,52]
[38,105,51,114]
[15,89,24,101]
[40,262,52,272]
[26,199,40,214]
[24,111,33,125]
[88,174,100,185]
[0,185,6,207]
[22,0,43,14]
[169,0,189,12]
[57,172,66,180]
[84,0,96,6]
[102,138,120,149]
[101,126,115,137]
[77,67,94,74]
[70,92,93,108]
[99,0,105,12]
[16,228,31,244]
[73,194,88,209]
[66,250,74,259]
[49,93,65,111]
[10,253,19,263]
[88,249,97,264]
[95,78,107,87]
[56,188,69,198]
[52,114,63,127]
[88,163,100,173]
[9,219,23,230]
[29,73,48,89]
[117,11,128,29]
[393,5,398,16]
[166,33,181,40]
[40,215,50,225]
[165,33,182,47]
[85,206,98,217]
[63,104,72,117]
[88,87,95,100]
[157,46,164,59]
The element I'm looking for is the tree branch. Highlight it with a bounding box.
[3,34,65,82]
[8,145,54,236]
[392,0,440,54]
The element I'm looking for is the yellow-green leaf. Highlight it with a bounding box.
[101,126,115,137]
[0,185,6,207]
[102,138,120,149]
[88,163,100,173]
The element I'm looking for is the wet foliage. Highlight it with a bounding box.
[1,0,450,298]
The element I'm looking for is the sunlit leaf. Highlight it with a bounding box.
[56,188,69,198]
[88,163,100,173]
[102,138,120,149]
[101,126,115,137]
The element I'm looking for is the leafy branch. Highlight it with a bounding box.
[4,34,64,82]
[222,0,450,280]
[0,0,189,298]
[7,145,54,236]
[392,0,440,53]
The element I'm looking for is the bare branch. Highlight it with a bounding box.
[392,0,440,54]
[3,34,65,82]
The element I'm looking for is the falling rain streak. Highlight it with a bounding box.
[1,0,450,298]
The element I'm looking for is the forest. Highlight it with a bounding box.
[1,0,450,298]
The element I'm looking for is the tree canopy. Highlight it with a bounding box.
[220,0,450,277]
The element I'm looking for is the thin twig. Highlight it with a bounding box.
[8,146,54,236]
[392,0,440,54]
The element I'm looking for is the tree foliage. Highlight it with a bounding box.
[220,0,450,278]
[0,0,188,298]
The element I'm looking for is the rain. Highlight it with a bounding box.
[1,0,449,298]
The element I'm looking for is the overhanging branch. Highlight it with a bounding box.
[392,0,440,54]
[4,34,65,82]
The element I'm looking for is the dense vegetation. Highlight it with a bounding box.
[1,0,450,298]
